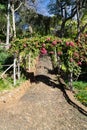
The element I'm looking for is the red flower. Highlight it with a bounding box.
[74,52,79,58]
[47,37,50,41]
[70,58,74,62]
[23,43,27,48]
[70,41,75,47]
[66,41,75,47]
[78,61,82,65]
[52,40,57,45]
[42,43,45,47]
[49,51,54,54]
[40,48,47,55]
[66,42,69,46]
[84,34,87,37]
[57,51,62,56]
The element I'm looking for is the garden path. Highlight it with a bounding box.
[0,56,87,130]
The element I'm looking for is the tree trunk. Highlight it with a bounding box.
[60,5,66,37]
[28,53,31,71]
[14,53,17,86]
[61,21,66,37]
[11,3,16,38]
[6,0,10,49]
[18,54,20,80]
[76,0,80,39]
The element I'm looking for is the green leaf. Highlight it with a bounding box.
[68,50,73,56]
[61,64,67,72]
[0,4,5,10]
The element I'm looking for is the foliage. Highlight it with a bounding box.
[0,47,11,71]
[0,7,6,41]
[48,0,87,37]
[9,37,40,71]
[9,33,87,80]
[10,37,40,56]
[73,81,87,90]
[39,36,82,77]
[0,75,26,91]
[0,4,6,10]
[0,78,12,91]
[75,91,87,106]
[73,81,87,106]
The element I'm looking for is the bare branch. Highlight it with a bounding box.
[14,0,23,12]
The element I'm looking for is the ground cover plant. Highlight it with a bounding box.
[73,81,87,106]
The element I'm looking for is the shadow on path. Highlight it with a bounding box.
[34,74,87,117]
[21,57,87,117]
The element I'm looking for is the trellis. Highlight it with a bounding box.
[0,54,19,86]
[0,52,32,86]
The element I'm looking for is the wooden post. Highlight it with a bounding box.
[69,72,73,91]
[28,52,31,71]
[57,56,61,74]
[54,48,57,63]
[18,54,20,80]
[14,53,16,86]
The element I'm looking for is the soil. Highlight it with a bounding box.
[0,55,87,130]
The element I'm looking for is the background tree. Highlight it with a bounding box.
[48,0,87,38]
[0,2,6,42]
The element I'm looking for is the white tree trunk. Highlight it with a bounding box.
[28,53,31,71]
[11,3,16,38]
[18,55,20,80]
[14,54,17,86]
[6,0,10,49]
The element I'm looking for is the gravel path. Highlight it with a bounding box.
[0,56,87,130]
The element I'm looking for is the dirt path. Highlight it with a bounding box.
[0,56,87,130]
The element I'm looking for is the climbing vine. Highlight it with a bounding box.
[9,33,87,89]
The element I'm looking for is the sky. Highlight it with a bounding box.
[26,0,52,16]
[36,0,50,16]
[15,0,51,23]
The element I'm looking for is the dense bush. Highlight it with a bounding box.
[0,47,11,71]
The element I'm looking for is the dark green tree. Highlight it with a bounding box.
[48,0,87,38]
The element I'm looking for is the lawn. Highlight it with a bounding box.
[73,81,87,106]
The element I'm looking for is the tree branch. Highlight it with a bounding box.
[14,0,23,12]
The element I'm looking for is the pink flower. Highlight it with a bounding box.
[70,58,74,62]
[66,42,70,46]
[74,52,79,58]
[52,40,57,45]
[42,43,45,47]
[57,51,62,56]
[47,37,50,41]
[70,41,75,47]
[84,34,87,37]
[40,48,47,55]
[78,61,82,65]
[23,43,27,48]
[49,51,54,54]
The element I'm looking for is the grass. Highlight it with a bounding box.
[0,78,13,91]
[73,81,87,106]
[73,81,87,90]
[0,76,26,92]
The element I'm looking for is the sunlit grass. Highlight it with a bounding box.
[0,76,26,92]
[0,78,12,91]
[75,91,87,106]
[73,81,87,106]
[73,81,87,90]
